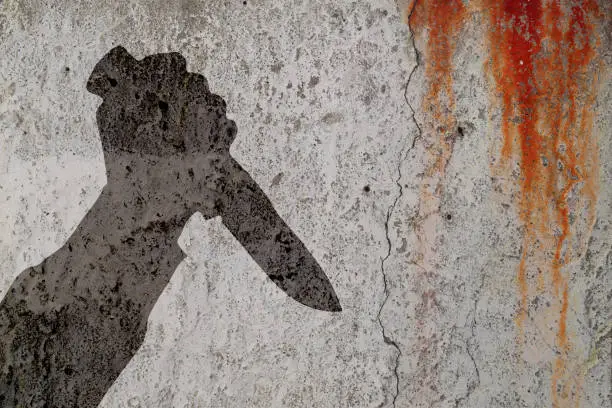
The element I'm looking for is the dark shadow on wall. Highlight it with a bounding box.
[0,46,340,407]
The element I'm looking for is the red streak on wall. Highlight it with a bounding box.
[409,0,466,271]
[406,1,467,397]
[485,0,602,406]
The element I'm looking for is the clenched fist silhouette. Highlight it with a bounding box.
[0,46,340,407]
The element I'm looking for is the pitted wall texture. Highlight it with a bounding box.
[0,0,610,407]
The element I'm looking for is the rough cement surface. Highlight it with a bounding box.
[383,1,611,407]
[1,1,412,407]
[0,0,610,407]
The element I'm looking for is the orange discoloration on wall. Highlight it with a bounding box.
[486,0,546,334]
[403,3,468,399]
[485,0,602,406]
[408,0,466,271]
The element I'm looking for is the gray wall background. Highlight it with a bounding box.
[1,1,609,407]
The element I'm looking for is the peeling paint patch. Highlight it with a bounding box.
[484,0,602,406]
[409,0,466,271]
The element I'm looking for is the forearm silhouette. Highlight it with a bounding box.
[0,47,340,407]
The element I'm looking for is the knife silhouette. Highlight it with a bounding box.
[0,46,340,408]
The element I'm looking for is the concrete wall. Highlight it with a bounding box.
[1,0,609,407]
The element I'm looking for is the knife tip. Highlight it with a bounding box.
[298,290,342,313]
[318,302,342,313]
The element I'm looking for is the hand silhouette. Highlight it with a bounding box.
[0,46,340,408]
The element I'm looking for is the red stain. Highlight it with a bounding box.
[485,0,602,406]
[412,0,465,126]
[405,2,467,401]
[488,0,546,334]
[409,0,466,270]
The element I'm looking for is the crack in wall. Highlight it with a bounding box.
[376,171,404,408]
[376,1,423,406]
[403,1,423,141]
[454,272,485,408]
